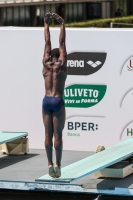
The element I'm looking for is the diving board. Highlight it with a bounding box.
[0,132,28,145]
[0,132,29,154]
[36,138,133,183]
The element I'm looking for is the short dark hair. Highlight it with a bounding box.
[51,48,60,59]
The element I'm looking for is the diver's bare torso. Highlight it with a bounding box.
[42,60,67,98]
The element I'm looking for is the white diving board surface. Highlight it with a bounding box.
[36,138,133,183]
[0,132,28,145]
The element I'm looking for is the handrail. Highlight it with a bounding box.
[110,22,133,28]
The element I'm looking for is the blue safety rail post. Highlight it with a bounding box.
[36,138,133,183]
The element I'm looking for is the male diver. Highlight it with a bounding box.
[42,12,67,178]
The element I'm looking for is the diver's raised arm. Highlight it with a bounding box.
[52,13,67,63]
[43,12,52,63]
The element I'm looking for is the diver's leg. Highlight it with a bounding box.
[42,109,55,177]
[52,106,65,177]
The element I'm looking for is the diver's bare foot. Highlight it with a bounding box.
[54,165,61,178]
[48,165,55,178]
[52,13,64,24]
[96,145,105,153]
[44,12,52,24]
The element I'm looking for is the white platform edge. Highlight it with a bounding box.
[0,180,133,196]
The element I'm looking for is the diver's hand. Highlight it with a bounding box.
[52,13,64,24]
[44,12,52,24]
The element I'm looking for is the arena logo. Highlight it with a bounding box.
[63,84,107,108]
[67,52,107,75]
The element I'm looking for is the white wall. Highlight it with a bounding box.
[0,27,133,151]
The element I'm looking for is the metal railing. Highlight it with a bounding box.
[110,22,133,28]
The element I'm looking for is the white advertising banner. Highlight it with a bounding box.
[0,27,133,151]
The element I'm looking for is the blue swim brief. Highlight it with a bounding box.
[42,96,64,112]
